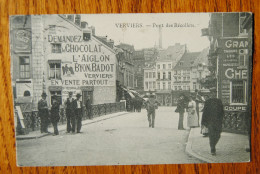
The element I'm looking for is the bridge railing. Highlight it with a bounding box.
[15,101,126,134]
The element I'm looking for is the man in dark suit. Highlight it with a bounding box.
[73,93,83,133]
[38,92,49,133]
[50,95,60,135]
[201,91,224,155]
[64,92,74,133]
[176,93,188,130]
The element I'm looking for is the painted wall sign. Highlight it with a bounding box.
[13,29,32,52]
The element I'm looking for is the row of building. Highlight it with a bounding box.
[10,14,210,108]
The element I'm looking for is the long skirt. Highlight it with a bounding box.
[187,111,199,127]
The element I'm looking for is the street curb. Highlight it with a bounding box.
[16,132,52,140]
[16,112,129,140]
[185,128,214,163]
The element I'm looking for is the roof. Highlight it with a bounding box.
[158,44,186,61]
[192,47,209,66]
[174,52,200,70]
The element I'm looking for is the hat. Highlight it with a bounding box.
[41,92,47,97]
[76,93,82,98]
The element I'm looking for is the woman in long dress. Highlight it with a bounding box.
[187,96,199,128]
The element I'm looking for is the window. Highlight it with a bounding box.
[153,72,156,78]
[174,86,177,91]
[157,82,160,90]
[239,55,246,66]
[157,72,160,79]
[149,72,153,78]
[187,76,190,80]
[51,43,62,53]
[163,64,166,69]
[199,72,202,79]
[187,86,190,90]
[168,82,171,89]
[231,80,246,104]
[49,62,61,79]
[163,72,166,79]
[183,86,186,90]
[183,76,186,81]
[163,82,166,89]
[145,72,148,78]
[157,64,160,69]
[179,61,184,66]
[178,76,181,81]
[145,82,148,90]
[193,82,196,90]
[168,72,171,80]
[149,82,152,90]
[50,91,62,105]
[19,56,30,78]
[239,13,247,35]
[178,86,182,90]
[153,82,156,89]
[174,77,177,82]
[168,64,171,69]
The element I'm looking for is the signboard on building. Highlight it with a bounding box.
[219,37,249,105]
[13,29,32,52]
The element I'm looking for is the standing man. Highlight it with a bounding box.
[145,93,159,128]
[38,92,49,133]
[73,93,83,133]
[64,92,74,133]
[85,95,92,119]
[175,94,188,130]
[50,95,60,135]
[201,91,224,156]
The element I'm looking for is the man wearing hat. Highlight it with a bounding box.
[145,93,159,128]
[38,92,49,133]
[72,93,83,133]
[50,94,60,135]
[64,92,75,133]
[201,90,224,155]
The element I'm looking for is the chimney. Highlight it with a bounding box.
[91,26,95,35]
[108,39,114,48]
[81,21,88,29]
[67,15,75,22]
[75,15,81,26]
[159,26,162,49]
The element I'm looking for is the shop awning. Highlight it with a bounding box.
[122,88,135,99]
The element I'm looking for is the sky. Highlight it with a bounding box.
[81,13,210,52]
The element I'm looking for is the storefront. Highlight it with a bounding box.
[218,37,250,133]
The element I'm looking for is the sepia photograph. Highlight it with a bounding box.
[9,12,253,166]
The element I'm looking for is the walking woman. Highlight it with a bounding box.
[50,95,60,135]
[187,96,199,128]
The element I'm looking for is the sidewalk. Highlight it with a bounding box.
[186,127,250,163]
[16,111,129,140]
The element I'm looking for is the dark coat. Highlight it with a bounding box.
[176,96,188,113]
[72,100,83,116]
[201,98,224,130]
[50,101,60,122]
[38,99,49,118]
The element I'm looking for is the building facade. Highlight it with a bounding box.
[203,12,253,133]
[11,15,118,108]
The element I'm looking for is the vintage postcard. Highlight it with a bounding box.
[10,13,253,166]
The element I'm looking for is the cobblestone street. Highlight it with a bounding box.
[17,107,202,166]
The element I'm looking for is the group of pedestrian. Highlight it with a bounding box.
[38,91,86,136]
[64,92,84,134]
[175,90,224,156]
